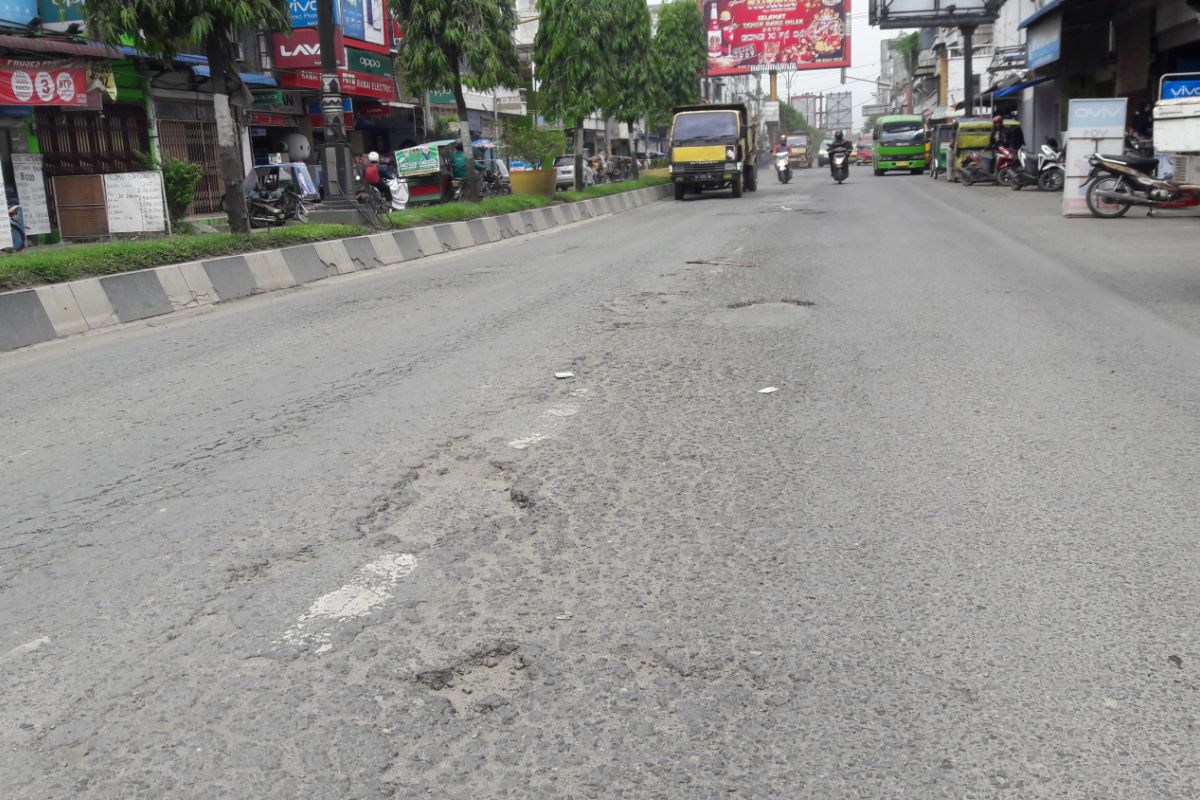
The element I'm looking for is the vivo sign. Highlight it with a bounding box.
[1162,79,1200,100]
[1067,98,1127,140]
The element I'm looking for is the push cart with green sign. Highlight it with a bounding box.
[395,139,457,206]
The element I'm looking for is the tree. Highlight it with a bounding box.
[534,0,607,191]
[394,0,521,200]
[649,0,705,139]
[604,0,652,178]
[85,0,290,234]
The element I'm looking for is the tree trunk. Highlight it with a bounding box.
[574,118,585,193]
[206,31,250,234]
[451,66,480,202]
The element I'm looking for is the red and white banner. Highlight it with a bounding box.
[0,59,87,106]
[272,28,346,69]
[702,0,851,77]
[281,67,397,101]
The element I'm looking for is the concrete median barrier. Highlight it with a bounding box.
[0,184,673,353]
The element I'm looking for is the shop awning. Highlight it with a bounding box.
[0,34,124,59]
[1019,0,1065,29]
[994,75,1056,98]
[191,65,277,87]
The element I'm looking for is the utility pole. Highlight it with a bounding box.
[961,25,976,118]
[318,0,355,207]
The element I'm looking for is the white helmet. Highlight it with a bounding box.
[368,151,380,163]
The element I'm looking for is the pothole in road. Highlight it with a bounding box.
[728,299,815,309]
[686,258,758,269]
[710,299,816,328]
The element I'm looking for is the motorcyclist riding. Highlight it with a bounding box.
[774,135,792,157]
[827,131,853,177]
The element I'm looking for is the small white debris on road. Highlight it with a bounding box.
[758,387,779,394]
[555,372,575,379]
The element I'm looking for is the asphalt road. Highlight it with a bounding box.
[3,167,1199,799]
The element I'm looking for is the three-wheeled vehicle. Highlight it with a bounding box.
[947,118,1022,183]
[395,139,457,206]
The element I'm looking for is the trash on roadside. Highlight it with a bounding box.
[555,612,573,620]
[758,387,779,394]
[555,372,575,379]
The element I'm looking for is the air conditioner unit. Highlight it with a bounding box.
[392,37,403,50]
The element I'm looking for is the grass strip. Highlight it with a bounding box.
[0,224,368,291]
[387,194,551,229]
[554,176,670,203]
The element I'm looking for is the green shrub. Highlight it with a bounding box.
[555,176,669,202]
[505,119,565,168]
[162,157,204,222]
[0,224,366,290]
[387,194,551,228]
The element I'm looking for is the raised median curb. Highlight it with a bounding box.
[0,185,672,353]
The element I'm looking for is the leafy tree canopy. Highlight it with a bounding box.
[393,0,520,94]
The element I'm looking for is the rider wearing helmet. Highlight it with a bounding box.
[827,131,853,177]
[364,151,393,202]
[774,134,792,157]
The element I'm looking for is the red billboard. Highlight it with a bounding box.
[703,0,851,76]
[0,59,87,106]
[272,28,346,69]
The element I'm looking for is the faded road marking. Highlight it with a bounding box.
[280,553,417,654]
[4,637,50,659]
[508,402,580,450]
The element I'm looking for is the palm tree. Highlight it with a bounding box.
[86,0,291,233]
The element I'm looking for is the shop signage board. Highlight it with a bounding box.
[428,90,455,105]
[703,0,851,77]
[1161,75,1200,100]
[341,0,387,46]
[273,28,345,69]
[346,47,391,77]
[762,101,780,122]
[395,142,441,177]
[1063,98,1127,217]
[249,112,299,127]
[283,67,396,100]
[11,153,50,235]
[1026,12,1061,70]
[39,0,84,23]
[0,59,87,106]
[103,172,167,234]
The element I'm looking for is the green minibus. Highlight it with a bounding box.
[873,115,927,175]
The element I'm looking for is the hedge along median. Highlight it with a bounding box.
[0,224,368,292]
[1,181,674,353]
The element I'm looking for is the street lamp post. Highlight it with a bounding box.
[318,0,356,207]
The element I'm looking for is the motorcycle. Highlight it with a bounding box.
[480,166,511,197]
[830,150,849,184]
[1011,138,1065,192]
[961,146,1017,187]
[1084,152,1200,219]
[230,170,310,227]
[775,153,792,184]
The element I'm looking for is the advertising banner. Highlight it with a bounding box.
[340,0,387,46]
[1026,12,1061,70]
[1063,98,1127,217]
[395,143,441,177]
[0,60,87,106]
[39,0,84,23]
[703,0,851,77]
[346,47,391,77]
[284,67,396,100]
[272,28,345,69]
[0,167,12,250]
[1161,75,1200,100]
[288,0,338,28]
[11,153,50,235]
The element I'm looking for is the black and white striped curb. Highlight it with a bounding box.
[0,185,671,353]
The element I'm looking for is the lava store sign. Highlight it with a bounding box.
[703,0,851,77]
[273,29,345,69]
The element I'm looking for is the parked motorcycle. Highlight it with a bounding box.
[961,146,1017,187]
[1011,138,1065,192]
[1084,152,1200,219]
[775,153,792,184]
[830,150,849,184]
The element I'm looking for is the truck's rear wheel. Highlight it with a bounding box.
[673,182,685,201]
[731,176,743,198]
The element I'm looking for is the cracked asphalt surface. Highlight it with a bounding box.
[3,168,1199,799]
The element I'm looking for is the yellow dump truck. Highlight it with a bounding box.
[668,103,758,200]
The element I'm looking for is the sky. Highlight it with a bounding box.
[754,10,912,132]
